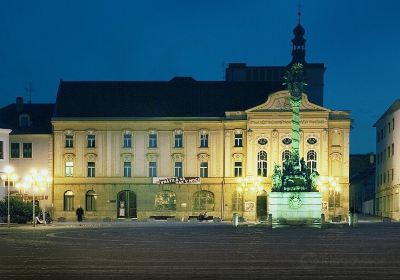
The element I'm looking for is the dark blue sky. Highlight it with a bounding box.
[1,0,399,154]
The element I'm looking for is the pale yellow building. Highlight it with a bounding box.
[52,82,350,222]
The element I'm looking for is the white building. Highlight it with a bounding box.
[0,128,12,199]
[375,100,400,220]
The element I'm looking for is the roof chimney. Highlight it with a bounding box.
[16,97,24,113]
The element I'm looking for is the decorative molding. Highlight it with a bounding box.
[64,153,75,161]
[120,153,134,161]
[249,119,327,126]
[197,153,210,162]
[272,129,279,140]
[122,129,132,135]
[148,129,157,135]
[174,129,183,135]
[171,153,184,161]
[232,153,244,161]
[85,153,97,161]
[234,129,243,135]
[330,152,342,161]
[86,129,96,135]
[64,130,74,135]
[199,129,208,135]
[146,153,159,161]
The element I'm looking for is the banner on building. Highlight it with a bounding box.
[152,177,201,185]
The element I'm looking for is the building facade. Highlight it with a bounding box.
[375,100,400,220]
[52,89,350,222]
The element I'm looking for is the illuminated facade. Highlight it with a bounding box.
[375,100,400,220]
[52,89,350,221]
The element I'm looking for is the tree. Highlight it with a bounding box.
[0,197,40,224]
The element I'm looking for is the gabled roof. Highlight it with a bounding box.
[0,103,54,134]
[246,91,329,113]
[53,79,287,119]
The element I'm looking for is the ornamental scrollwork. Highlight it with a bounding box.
[197,153,210,162]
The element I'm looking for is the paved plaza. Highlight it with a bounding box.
[1,220,400,280]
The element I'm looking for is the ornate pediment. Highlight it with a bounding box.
[171,153,184,161]
[85,153,97,161]
[64,153,75,161]
[146,153,159,161]
[246,91,330,112]
[121,153,134,161]
[197,153,210,162]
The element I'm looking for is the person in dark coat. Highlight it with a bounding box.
[76,206,84,225]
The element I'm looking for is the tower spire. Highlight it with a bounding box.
[290,5,306,64]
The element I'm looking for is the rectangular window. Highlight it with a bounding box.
[174,134,183,148]
[87,135,96,148]
[149,133,157,148]
[123,134,132,148]
[174,162,183,177]
[392,143,394,155]
[65,161,74,177]
[393,118,395,131]
[149,161,157,177]
[123,161,132,177]
[23,143,32,158]
[87,162,95,177]
[234,133,243,147]
[388,146,391,158]
[10,143,20,158]
[234,162,243,177]
[392,169,394,181]
[200,134,208,148]
[200,162,208,178]
[388,123,391,134]
[0,141,3,159]
[381,129,384,140]
[65,135,73,148]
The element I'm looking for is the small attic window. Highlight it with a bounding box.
[19,114,31,128]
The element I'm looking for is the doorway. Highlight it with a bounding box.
[256,195,268,218]
[117,190,137,219]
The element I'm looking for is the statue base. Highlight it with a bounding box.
[268,192,322,226]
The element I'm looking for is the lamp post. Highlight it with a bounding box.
[1,165,15,228]
[236,176,263,218]
[317,176,340,221]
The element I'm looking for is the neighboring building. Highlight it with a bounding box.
[0,97,54,210]
[349,154,375,215]
[0,127,12,199]
[374,100,400,220]
[225,20,325,106]
[52,83,350,222]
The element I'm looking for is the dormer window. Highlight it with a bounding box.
[19,114,30,128]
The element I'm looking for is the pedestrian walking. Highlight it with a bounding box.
[76,206,84,225]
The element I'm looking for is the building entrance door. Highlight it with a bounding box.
[117,190,137,219]
[256,195,268,218]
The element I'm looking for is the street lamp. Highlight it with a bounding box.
[1,165,16,228]
[24,169,51,226]
[317,176,340,221]
[236,176,263,216]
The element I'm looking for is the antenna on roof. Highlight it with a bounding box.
[25,82,35,104]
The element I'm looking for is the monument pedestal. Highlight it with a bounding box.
[268,192,322,225]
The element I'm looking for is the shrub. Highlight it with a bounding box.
[0,197,40,224]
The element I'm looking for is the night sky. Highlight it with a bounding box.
[1,0,399,154]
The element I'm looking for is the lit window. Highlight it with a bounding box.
[23,143,32,158]
[232,191,243,211]
[282,150,291,162]
[155,191,176,211]
[149,161,157,177]
[87,135,96,148]
[86,190,96,211]
[65,135,73,148]
[257,151,268,177]
[200,162,208,178]
[307,150,317,172]
[234,133,243,147]
[149,133,157,148]
[87,162,95,177]
[123,134,132,148]
[64,190,74,211]
[174,162,183,177]
[175,134,183,148]
[200,134,208,148]
[10,143,20,158]
[65,161,74,177]
[192,190,214,211]
[234,162,243,177]
[123,162,132,177]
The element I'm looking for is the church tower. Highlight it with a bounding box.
[291,9,306,64]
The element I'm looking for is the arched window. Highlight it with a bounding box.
[282,150,291,162]
[86,190,96,211]
[232,191,243,211]
[192,190,214,211]
[257,151,268,177]
[155,191,176,211]
[307,150,317,172]
[64,190,74,211]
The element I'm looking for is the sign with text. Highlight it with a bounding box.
[152,177,201,185]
